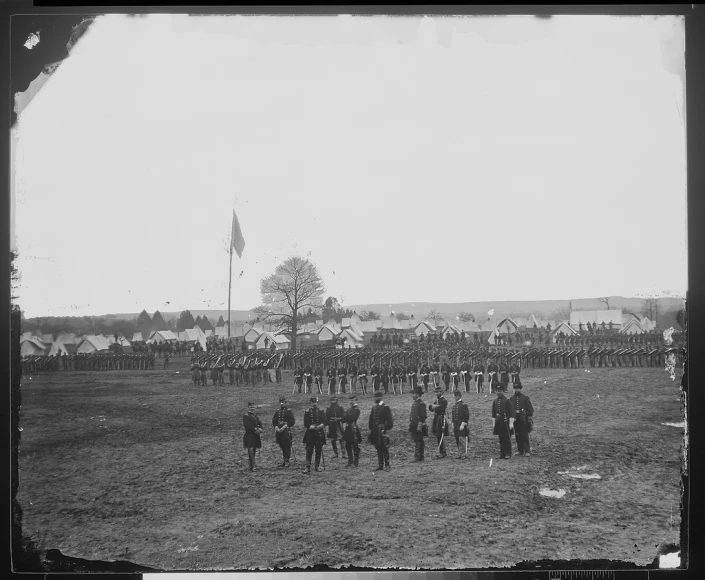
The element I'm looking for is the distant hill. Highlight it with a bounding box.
[99,295,685,327]
[346,296,684,319]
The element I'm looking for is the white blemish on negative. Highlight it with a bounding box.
[24,32,40,49]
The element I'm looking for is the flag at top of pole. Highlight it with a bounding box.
[231,210,245,258]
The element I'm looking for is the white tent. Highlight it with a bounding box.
[106,335,131,348]
[621,318,647,335]
[48,341,69,356]
[254,331,290,351]
[381,313,403,331]
[76,335,112,353]
[244,327,264,343]
[316,324,339,342]
[178,328,207,349]
[131,332,144,343]
[56,332,78,345]
[414,321,436,336]
[148,330,179,344]
[337,328,364,348]
[640,317,655,331]
[21,339,49,357]
[551,322,578,340]
[496,318,520,334]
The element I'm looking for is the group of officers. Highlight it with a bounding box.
[241,380,534,473]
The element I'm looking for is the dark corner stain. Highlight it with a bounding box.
[11,15,96,127]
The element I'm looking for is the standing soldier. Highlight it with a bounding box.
[302,396,327,474]
[461,363,471,393]
[381,367,390,395]
[492,387,515,460]
[349,362,358,394]
[487,359,499,393]
[499,360,510,391]
[326,395,347,459]
[409,386,428,462]
[451,390,470,460]
[314,366,324,395]
[368,391,394,471]
[191,359,199,384]
[421,363,431,393]
[428,386,449,459]
[294,366,304,394]
[342,394,362,467]
[327,366,337,395]
[509,380,534,457]
[304,365,313,394]
[510,360,521,386]
[243,402,264,472]
[370,365,381,393]
[441,364,451,391]
[164,351,171,370]
[272,396,295,467]
[338,365,348,395]
[358,366,368,395]
[474,361,485,393]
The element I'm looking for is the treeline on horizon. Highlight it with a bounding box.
[20,294,678,342]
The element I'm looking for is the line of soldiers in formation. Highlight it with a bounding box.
[20,352,158,373]
[283,344,682,374]
[242,381,534,473]
[189,353,284,387]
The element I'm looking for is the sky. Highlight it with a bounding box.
[11,14,687,318]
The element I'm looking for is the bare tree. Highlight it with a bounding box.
[457,311,476,323]
[427,309,443,325]
[253,256,326,352]
[641,298,660,323]
[598,297,612,310]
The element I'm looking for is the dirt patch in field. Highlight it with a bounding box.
[15,362,683,570]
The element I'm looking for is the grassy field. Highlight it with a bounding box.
[16,357,684,570]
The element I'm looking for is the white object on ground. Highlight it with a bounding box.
[662,421,685,428]
[539,488,566,498]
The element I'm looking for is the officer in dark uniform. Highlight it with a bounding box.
[381,367,390,394]
[368,391,393,471]
[409,386,428,461]
[420,364,431,392]
[499,361,510,390]
[492,387,515,459]
[451,390,470,459]
[342,394,362,467]
[429,386,449,458]
[243,402,263,472]
[509,380,534,456]
[325,366,336,394]
[326,395,347,459]
[272,396,296,467]
[302,396,327,473]
[510,361,521,386]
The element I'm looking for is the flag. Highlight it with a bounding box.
[231,210,245,258]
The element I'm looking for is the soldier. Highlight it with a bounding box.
[430,363,440,389]
[409,386,428,462]
[164,351,171,370]
[217,357,225,385]
[499,361,510,390]
[492,386,515,460]
[450,367,461,391]
[200,359,209,386]
[272,396,295,467]
[509,380,534,457]
[487,360,499,393]
[303,396,327,474]
[326,366,337,395]
[326,395,347,459]
[368,391,394,471]
[243,402,264,472]
[407,365,417,392]
[428,386,449,458]
[358,366,368,395]
[228,358,236,385]
[349,363,358,393]
[294,366,304,394]
[370,365,381,393]
[381,367,390,394]
[451,390,470,460]
[420,363,431,393]
[391,365,402,394]
[304,365,313,394]
[314,366,324,394]
[473,361,485,393]
[510,360,521,386]
[338,365,348,394]
[461,363,471,393]
[342,394,362,467]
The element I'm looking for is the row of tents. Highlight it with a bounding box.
[19,310,661,358]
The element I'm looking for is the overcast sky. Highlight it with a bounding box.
[12,14,687,318]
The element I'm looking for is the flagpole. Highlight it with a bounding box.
[228,244,233,339]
